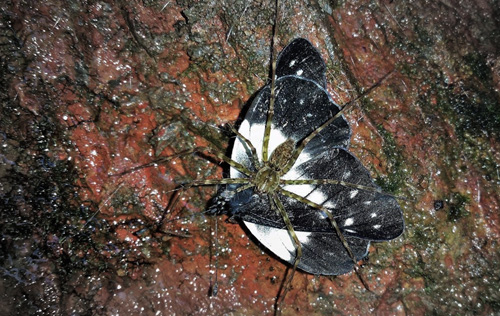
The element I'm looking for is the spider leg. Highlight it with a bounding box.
[281,179,406,201]
[277,187,356,263]
[269,191,302,314]
[179,177,251,187]
[113,145,253,178]
[262,0,280,162]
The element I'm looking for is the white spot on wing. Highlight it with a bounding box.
[349,190,359,199]
[344,217,354,226]
[282,149,312,178]
[296,69,304,76]
[370,212,377,218]
[282,182,328,206]
[373,224,381,229]
[324,200,337,209]
[289,60,296,67]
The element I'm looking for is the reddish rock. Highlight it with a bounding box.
[1,0,499,315]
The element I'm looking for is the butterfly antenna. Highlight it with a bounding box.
[262,0,280,162]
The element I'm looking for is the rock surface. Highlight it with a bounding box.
[1,0,499,315]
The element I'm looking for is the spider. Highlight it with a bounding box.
[151,37,404,312]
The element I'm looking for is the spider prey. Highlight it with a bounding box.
[173,38,405,307]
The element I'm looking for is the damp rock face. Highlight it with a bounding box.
[1,0,499,315]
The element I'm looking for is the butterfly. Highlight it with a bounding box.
[209,38,405,277]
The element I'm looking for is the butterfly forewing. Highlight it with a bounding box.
[275,38,328,89]
[231,75,350,178]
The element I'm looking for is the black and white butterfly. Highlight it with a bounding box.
[210,38,404,276]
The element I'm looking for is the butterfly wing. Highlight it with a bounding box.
[275,38,328,89]
[284,148,405,241]
[244,221,370,275]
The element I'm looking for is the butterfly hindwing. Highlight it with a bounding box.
[244,222,370,275]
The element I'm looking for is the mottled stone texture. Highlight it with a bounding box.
[1,0,499,315]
